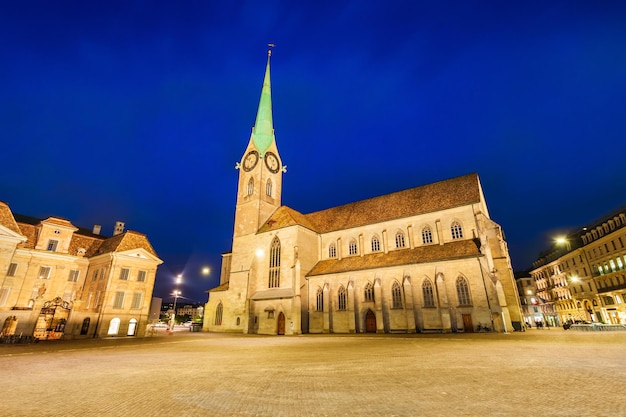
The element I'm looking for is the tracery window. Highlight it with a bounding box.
[268,237,281,288]
[391,281,402,308]
[316,288,323,311]
[422,279,435,307]
[329,243,337,258]
[247,178,254,196]
[371,235,380,252]
[349,239,358,255]
[451,221,464,239]
[395,231,406,248]
[456,276,471,306]
[338,286,347,310]
[215,302,223,325]
[422,226,433,244]
[364,282,374,302]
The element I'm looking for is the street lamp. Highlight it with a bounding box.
[170,274,182,331]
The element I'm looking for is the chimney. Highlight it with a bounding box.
[92,224,102,235]
[113,221,125,236]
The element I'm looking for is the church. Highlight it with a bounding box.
[204,52,522,335]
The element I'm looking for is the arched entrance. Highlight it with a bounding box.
[277,312,285,335]
[33,297,71,340]
[127,318,138,336]
[107,318,121,335]
[365,309,377,333]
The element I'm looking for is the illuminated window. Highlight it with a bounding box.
[456,276,471,305]
[451,221,464,239]
[349,239,357,255]
[371,235,380,252]
[269,237,281,288]
[391,281,402,308]
[338,286,347,310]
[328,243,337,258]
[364,282,374,302]
[316,288,323,311]
[107,318,120,335]
[137,270,147,282]
[422,280,435,307]
[422,226,433,244]
[38,266,51,280]
[395,231,406,248]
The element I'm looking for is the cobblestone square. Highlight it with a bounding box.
[2,329,625,416]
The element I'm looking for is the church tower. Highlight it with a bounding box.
[234,49,283,238]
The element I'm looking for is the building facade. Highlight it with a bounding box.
[204,52,523,335]
[530,206,626,326]
[0,202,162,339]
[515,272,542,328]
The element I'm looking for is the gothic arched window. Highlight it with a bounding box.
[422,279,435,307]
[266,179,273,197]
[451,221,464,239]
[422,226,433,244]
[215,302,223,325]
[329,243,337,258]
[364,282,374,302]
[316,288,324,311]
[456,276,471,306]
[395,230,406,248]
[371,235,380,252]
[338,286,347,310]
[247,178,254,196]
[349,239,358,256]
[391,281,402,308]
[269,237,281,288]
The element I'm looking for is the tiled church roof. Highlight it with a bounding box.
[260,173,481,233]
[307,239,481,276]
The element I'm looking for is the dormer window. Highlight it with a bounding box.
[47,240,59,252]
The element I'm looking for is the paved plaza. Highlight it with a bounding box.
[2,329,626,417]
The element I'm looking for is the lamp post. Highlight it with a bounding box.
[170,274,182,331]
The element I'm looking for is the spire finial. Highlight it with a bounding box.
[268,43,275,57]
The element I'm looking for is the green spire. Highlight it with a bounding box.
[251,50,274,156]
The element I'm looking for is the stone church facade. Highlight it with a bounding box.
[204,52,522,335]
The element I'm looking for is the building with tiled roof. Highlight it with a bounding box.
[0,201,162,339]
[204,52,523,335]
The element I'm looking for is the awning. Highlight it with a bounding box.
[250,288,294,301]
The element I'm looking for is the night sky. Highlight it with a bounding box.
[2,1,626,305]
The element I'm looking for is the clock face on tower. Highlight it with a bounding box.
[242,150,259,172]
[264,152,280,173]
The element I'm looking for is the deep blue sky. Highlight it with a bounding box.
[2,1,626,304]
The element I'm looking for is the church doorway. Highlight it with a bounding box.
[365,309,376,333]
[277,312,285,335]
[462,314,474,332]
[33,297,71,340]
